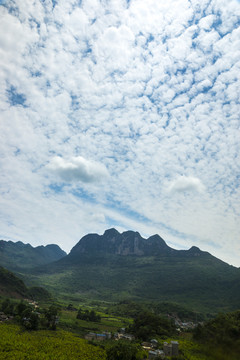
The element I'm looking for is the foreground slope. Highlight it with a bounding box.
[31,229,240,312]
[0,239,67,272]
[0,323,106,360]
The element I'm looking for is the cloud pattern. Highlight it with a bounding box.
[0,0,239,265]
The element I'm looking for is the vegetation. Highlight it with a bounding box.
[0,265,53,305]
[0,266,29,298]
[1,297,240,359]
[128,310,176,340]
[0,323,106,359]
[26,247,240,314]
[107,301,147,318]
[1,298,61,331]
[28,286,52,302]
[43,304,60,330]
[106,340,147,360]
[0,239,66,272]
[1,298,15,315]
[2,232,240,359]
[107,300,206,322]
[77,307,101,322]
[2,231,240,315]
[193,310,240,359]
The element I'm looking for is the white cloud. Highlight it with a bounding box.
[168,176,205,193]
[47,156,109,183]
[0,0,240,266]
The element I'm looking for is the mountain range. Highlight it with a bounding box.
[1,229,240,314]
[0,239,66,272]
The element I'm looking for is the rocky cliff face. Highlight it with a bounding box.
[69,228,175,257]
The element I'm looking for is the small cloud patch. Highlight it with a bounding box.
[47,156,109,183]
[169,176,205,193]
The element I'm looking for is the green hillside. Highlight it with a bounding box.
[0,266,29,298]
[193,310,240,359]
[0,323,106,360]
[0,265,52,302]
[29,229,240,314]
[0,239,66,272]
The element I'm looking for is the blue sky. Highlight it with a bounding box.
[0,0,239,266]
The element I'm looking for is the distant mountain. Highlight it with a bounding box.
[69,228,172,257]
[0,266,29,298]
[0,239,67,272]
[31,229,240,313]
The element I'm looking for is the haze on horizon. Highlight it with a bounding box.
[0,0,239,266]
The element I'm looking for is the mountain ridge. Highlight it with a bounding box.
[24,228,240,314]
[1,229,239,313]
[68,228,204,259]
[0,239,67,272]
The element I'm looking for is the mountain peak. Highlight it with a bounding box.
[189,246,201,252]
[103,228,120,237]
[69,229,172,257]
[148,234,168,245]
[187,246,203,257]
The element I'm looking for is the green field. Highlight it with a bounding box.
[59,307,131,335]
[0,323,106,360]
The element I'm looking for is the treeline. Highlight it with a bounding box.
[1,298,59,330]
[77,308,101,322]
[128,310,176,341]
[107,300,205,321]
[106,340,147,360]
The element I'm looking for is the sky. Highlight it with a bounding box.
[0,0,240,266]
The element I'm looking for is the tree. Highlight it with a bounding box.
[128,311,176,341]
[44,305,59,330]
[21,307,39,330]
[77,308,101,322]
[1,298,14,315]
[106,341,145,360]
[15,300,29,316]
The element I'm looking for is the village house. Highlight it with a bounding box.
[0,312,8,322]
[24,299,39,309]
[114,331,135,341]
[84,332,96,341]
[151,339,158,348]
[163,341,179,357]
[143,339,179,359]
[141,342,152,351]
[85,331,111,341]
[148,349,165,359]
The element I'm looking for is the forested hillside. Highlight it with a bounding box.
[30,229,240,314]
[0,266,28,298]
[0,239,66,272]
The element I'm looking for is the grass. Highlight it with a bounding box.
[58,308,132,336]
[0,322,106,360]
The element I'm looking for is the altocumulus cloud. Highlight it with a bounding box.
[47,156,109,183]
[169,176,205,193]
[0,0,240,266]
